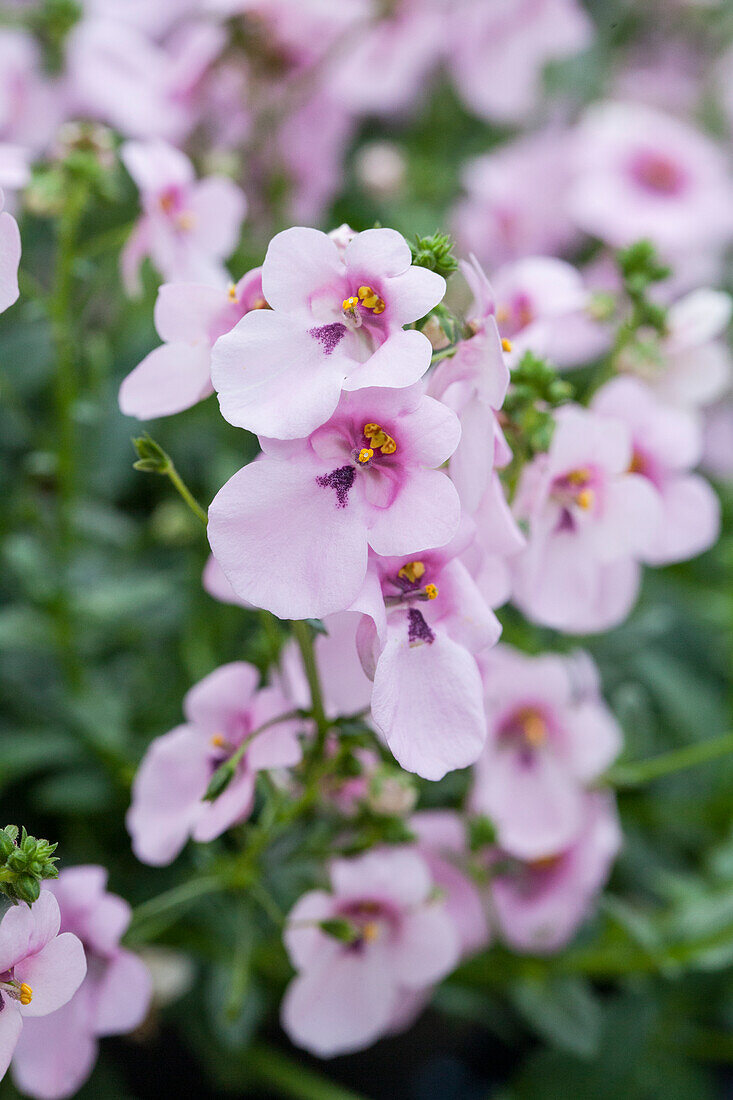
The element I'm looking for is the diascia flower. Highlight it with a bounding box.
[127,662,302,865]
[0,188,20,315]
[120,140,246,293]
[511,404,661,632]
[355,531,501,780]
[488,791,622,954]
[211,226,445,440]
[592,377,720,566]
[471,646,622,860]
[207,385,462,620]
[0,893,87,1080]
[119,268,266,419]
[11,870,152,1100]
[281,848,459,1057]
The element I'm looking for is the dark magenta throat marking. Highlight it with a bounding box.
[316,464,356,508]
[408,608,435,645]
[309,322,347,356]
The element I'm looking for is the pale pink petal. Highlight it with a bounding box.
[383,265,446,325]
[262,227,343,314]
[331,849,432,909]
[208,459,368,620]
[0,1004,23,1079]
[119,343,213,419]
[19,932,87,1017]
[188,176,246,258]
[344,227,411,279]
[12,991,96,1100]
[0,209,20,313]
[391,907,459,988]
[562,701,623,782]
[283,891,336,971]
[643,473,720,565]
[154,282,226,343]
[183,661,260,734]
[366,468,461,557]
[342,328,433,391]
[192,769,256,842]
[93,950,152,1036]
[0,893,60,972]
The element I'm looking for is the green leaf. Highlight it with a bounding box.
[509,975,602,1059]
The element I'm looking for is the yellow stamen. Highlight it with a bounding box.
[19,984,32,1006]
[501,337,512,353]
[342,295,359,311]
[357,285,373,299]
[425,583,438,600]
[176,211,195,231]
[358,447,374,464]
[527,854,562,872]
[210,734,227,749]
[363,423,397,455]
[228,283,238,302]
[566,467,590,486]
[628,451,645,474]
[372,300,385,314]
[519,708,547,748]
[496,305,510,324]
[354,285,385,314]
[252,296,269,310]
[576,488,594,511]
[398,561,426,583]
[362,921,380,943]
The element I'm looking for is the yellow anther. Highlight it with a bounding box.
[496,305,510,324]
[576,488,594,511]
[372,300,385,314]
[501,337,512,353]
[628,451,645,474]
[425,583,439,600]
[358,447,374,464]
[354,285,385,313]
[520,709,547,748]
[342,295,359,311]
[19,984,32,1006]
[358,286,373,300]
[176,211,195,231]
[362,921,380,943]
[363,423,397,455]
[399,561,426,583]
[228,283,238,302]
[210,733,227,749]
[380,435,396,454]
[252,296,269,310]
[566,467,590,486]
[363,423,381,437]
[528,854,562,872]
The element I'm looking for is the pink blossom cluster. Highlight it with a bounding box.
[1,871,151,1098]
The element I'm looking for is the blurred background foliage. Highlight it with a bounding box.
[1,0,732,1096]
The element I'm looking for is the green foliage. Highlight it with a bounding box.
[409,230,459,280]
[0,826,59,904]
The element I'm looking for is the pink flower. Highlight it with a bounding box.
[0,188,20,314]
[276,93,356,224]
[278,611,373,721]
[470,647,622,860]
[207,385,461,620]
[410,811,490,958]
[491,256,588,368]
[511,404,660,632]
[0,893,87,1080]
[356,534,501,780]
[281,848,459,1057]
[462,474,526,610]
[489,792,622,954]
[448,0,592,124]
[569,102,733,255]
[127,661,302,865]
[453,129,581,270]
[211,226,445,440]
[120,140,246,294]
[11,870,151,1100]
[428,256,509,512]
[703,399,733,481]
[592,377,720,565]
[623,288,731,409]
[119,268,265,419]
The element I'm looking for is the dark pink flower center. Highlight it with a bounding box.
[630,151,687,197]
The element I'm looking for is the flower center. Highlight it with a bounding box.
[386,561,439,606]
[342,285,386,325]
[500,706,548,749]
[631,151,686,197]
[554,467,595,512]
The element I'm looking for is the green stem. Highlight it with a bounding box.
[292,620,329,755]
[246,1043,368,1100]
[126,875,223,943]
[49,180,87,690]
[605,731,733,789]
[165,460,208,527]
[205,709,303,800]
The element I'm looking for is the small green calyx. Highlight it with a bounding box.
[410,231,459,281]
[132,434,172,475]
[319,918,359,944]
[0,827,59,904]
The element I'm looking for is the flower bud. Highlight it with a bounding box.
[366,768,417,818]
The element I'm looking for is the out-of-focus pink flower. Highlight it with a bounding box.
[489,791,621,954]
[11,870,152,1100]
[511,404,660,632]
[120,140,246,293]
[612,39,704,116]
[127,661,302,865]
[327,0,446,117]
[471,647,621,860]
[0,893,86,1079]
[463,474,527,610]
[208,385,461,620]
[0,188,20,314]
[279,611,373,720]
[453,129,581,269]
[281,848,459,1057]
[356,533,501,780]
[212,226,444,440]
[703,399,733,481]
[428,256,509,512]
[448,0,592,123]
[410,811,490,958]
[592,377,720,565]
[119,268,265,419]
[622,288,731,409]
[276,93,356,224]
[0,31,61,157]
[569,102,733,256]
[491,256,588,367]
